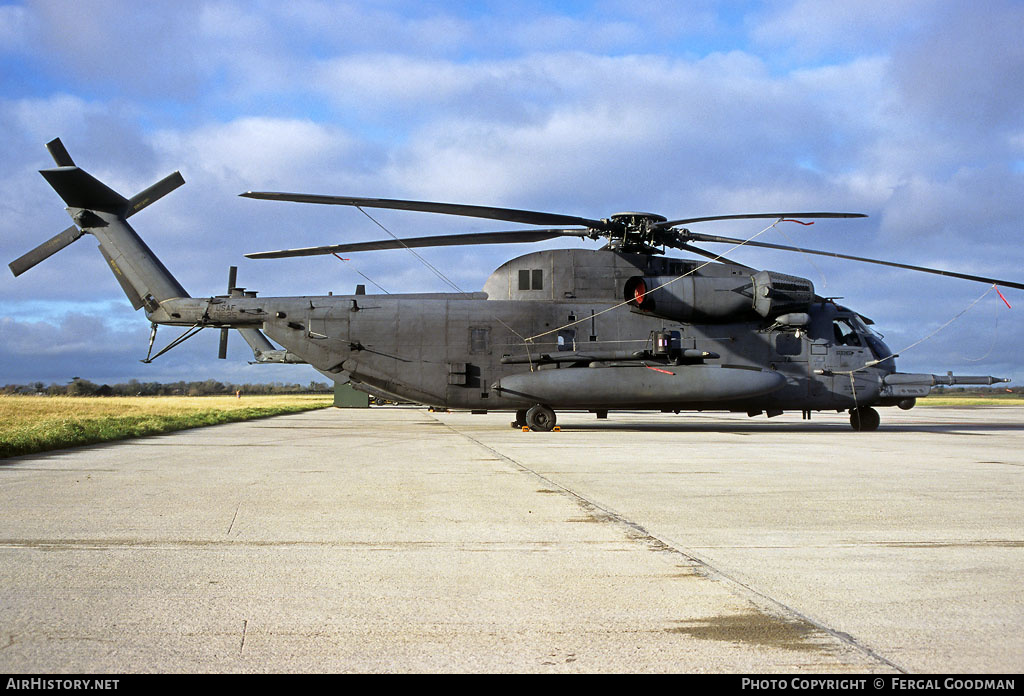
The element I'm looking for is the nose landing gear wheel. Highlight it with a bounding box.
[525,405,557,432]
[849,406,880,431]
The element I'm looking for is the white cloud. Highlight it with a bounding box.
[0,3,31,51]
[153,116,361,188]
[1,1,1022,384]
[749,0,941,59]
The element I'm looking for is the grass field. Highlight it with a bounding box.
[0,394,333,459]
[919,395,1024,406]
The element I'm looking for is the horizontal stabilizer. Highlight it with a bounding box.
[235,327,306,363]
[126,171,185,218]
[239,327,276,353]
[8,225,84,277]
[40,166,129,214]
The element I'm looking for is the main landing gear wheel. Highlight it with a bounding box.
[511,409,528,429]
[849,406,880,431]
[525,405,557,432]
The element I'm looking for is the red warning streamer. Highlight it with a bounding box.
[645,365,675,375]
[780,219,815,225]
[996,285,1012,309]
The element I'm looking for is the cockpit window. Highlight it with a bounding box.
[833,314,894,362]
[832,317,861,346]
[863,333,893,362]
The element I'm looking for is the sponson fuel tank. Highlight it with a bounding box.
[493,364,786,408]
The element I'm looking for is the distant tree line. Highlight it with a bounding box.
[931,386,1021,395]
[1,377,333,397]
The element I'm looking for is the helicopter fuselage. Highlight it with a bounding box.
[150,247,906,414]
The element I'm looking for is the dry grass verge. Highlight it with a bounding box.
[0,395,332,459]
[920,395,1024,406]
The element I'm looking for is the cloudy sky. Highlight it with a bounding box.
[1,0,1022,388]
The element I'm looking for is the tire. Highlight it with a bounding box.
[525,405,556,432]
[515,409,528,426]
[850,406,880,431]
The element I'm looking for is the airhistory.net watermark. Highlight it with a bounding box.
[6,679,118,691]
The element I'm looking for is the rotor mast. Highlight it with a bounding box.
[603,213,669,254]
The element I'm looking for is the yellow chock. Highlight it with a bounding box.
[552,426,561,432]
[522,426,530,432]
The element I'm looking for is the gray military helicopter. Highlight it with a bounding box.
[11,139,1020,431]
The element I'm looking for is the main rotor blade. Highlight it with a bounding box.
[673,242,751,269]
[240,192,610,229]
[684,232,1024,291]
[245,228,591,259]
[659,212,867,228]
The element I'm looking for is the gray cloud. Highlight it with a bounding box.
[0,310,323,386]
[890,1,1024,135]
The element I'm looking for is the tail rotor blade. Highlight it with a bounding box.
[126,171,185,218]
[45,138,74,167]
[218,328,229,359]
[8,225,84,277]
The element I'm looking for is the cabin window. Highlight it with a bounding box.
[518,269,544,290]
[557,329,576,352]
[775,333,802,356]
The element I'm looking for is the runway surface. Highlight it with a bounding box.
[1,405,1021,673]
